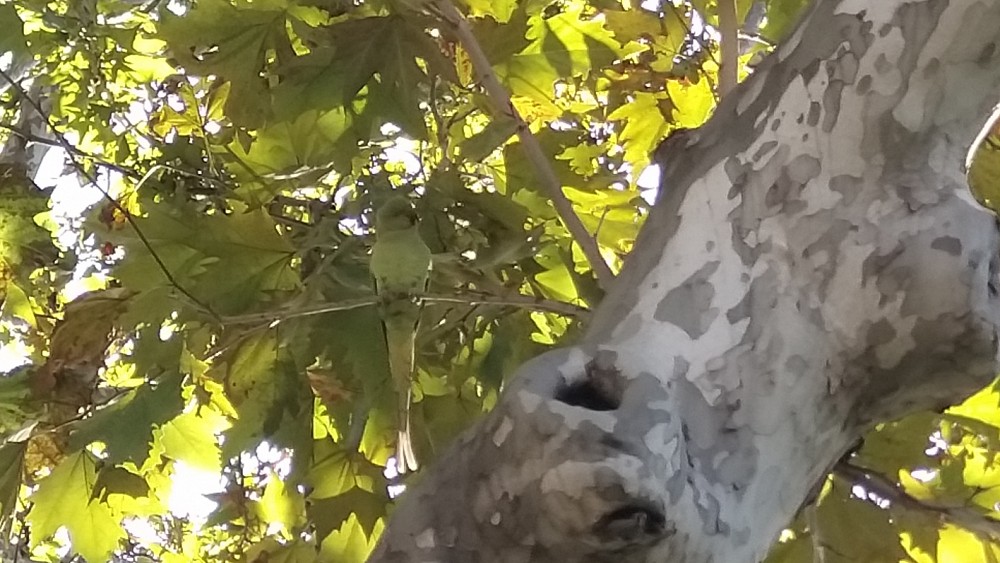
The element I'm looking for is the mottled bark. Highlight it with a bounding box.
[371,1,1000,561]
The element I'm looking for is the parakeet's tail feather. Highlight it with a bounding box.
[397,425,419,473]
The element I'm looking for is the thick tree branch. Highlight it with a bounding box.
[373,1,1000,561]
[429,0,616,292]
[835,461,1000,542]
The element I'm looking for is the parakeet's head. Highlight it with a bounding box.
[375,196,419,232]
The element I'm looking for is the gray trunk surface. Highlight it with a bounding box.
[371,1,1000,561]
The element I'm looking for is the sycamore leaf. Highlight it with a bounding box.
[608,92,671,171]
[158,0,291,127]
[319,513,379,563]
[28,452,126,562]
[257,471,306,536]
[496,5,621,107]
[0,440,25,528]
[309,487,388,540]
[92,466,151,502]
[246,538,318,563]
[95,206,299,315]
[0,4,27,56]
[220,333,312,461]
[156,408,228,473]
[1,279,36,328]
[70,372,186,465]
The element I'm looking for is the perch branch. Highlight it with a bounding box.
[428,0,616,291]
[220,291,588,326]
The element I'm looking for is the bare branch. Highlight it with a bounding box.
[220,296,380,326]
[717,0,739,97]
[429,0,616,292]
[422,290,590,318]
[219,290,588,327]
[835,461,1000,542]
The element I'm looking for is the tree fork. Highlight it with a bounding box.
[371,1,1000,561]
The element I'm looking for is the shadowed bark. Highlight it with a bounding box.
[371,1,1000,561]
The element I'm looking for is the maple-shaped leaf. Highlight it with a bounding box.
[309,487,388,540]
[28,452,127,562]
[256,471,306,536]
[158,0,292,127]
[93,205,299,316]
[219,332,312,464]
[495,5,621,108]
[155,408,228,473]
[70,372,185,465]
[275,14,456,138]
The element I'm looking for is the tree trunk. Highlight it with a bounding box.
[371,1,1000,561]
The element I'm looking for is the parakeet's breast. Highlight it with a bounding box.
[371,228,432,294]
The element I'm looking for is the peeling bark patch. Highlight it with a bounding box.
[726,291,751,324]
[978,42,997,65]
[822,80,844,132]
[931,236,962,256]
[787,155,822,185]
[861,242,905,285]
[673,356,690,379]
[867,319,897,346]
[785,355,808,378]
[857,74,872,94]
[752,141,778,162]
[693,491,727,535]
[829,174,863,205]
[655,261,721,338]
[807,102,821,127]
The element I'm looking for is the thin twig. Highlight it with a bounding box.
[0,121,229,190]
[220,296,380,325]
[429,0,616,291]
[219,290,588,327]
[717,0,739,97]
[422,291,589,318]
[0,69,220,320]
[835,461,1000,541]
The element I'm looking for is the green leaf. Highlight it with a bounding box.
[96,205,300,315]
[608,92,670,171]
[0,4,27,56]
[28,452,127,562]
[309,487,387,540]
[1,279,36,328]
[156,408,228,472]
[0,440,25,528]
[92,466,151,501]
[257,471,305,536]
[221,334,313,463]
[158,0,291,128]
[496,5,621,107]
[70,372,186,464]
[761,0,811,42]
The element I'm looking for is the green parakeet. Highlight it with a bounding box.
[370,196,432,473]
